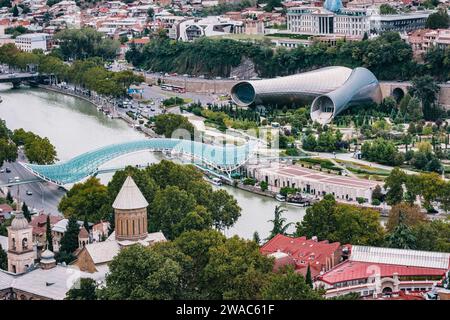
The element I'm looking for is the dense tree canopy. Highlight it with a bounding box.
[54,28,120,60]
[129,32,417,80]
[425,8,450,29]
[99,230,287,300]
[296,195,385,246]
[261,266,322,300]
[58,177,109,222]
[153,114,195,139]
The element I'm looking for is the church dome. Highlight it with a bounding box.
[41,249,55,260]
[324,0,342,12]
[112,176,149,210]
[10,213,30,230]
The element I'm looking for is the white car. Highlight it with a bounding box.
[14,176,20,181]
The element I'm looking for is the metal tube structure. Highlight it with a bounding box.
[230,66,382,125]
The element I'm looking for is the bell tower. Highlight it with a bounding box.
[112,176,149,241]
[7,212,36,274]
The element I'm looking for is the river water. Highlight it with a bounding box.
[0,84,306,239]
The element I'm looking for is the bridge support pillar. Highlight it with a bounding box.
[12,81,21,89]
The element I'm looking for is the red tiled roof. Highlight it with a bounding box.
[261,234,341,272]
[30,214,62,236]
[78,227,89,238]
[319,260,447,285]
[0,204,13,213]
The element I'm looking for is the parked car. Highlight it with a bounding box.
[0,168,4,173]
[26,190,32,196]
[14,176,20,182]
[5,168,11,173]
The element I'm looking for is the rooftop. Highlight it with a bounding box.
[112,176,149,210]
[350,245,450,270]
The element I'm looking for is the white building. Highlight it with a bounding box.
[177,16,244,41]
[248,163,380,203]
[14,33,51,53]
[287,6,431,37]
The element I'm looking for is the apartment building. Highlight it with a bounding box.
[14,33,52,52]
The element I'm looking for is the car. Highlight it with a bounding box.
[8,178,13,183]
[0,169,4,173]
[26,190,32,196]
[14,176,20,182]
[5,168,10,173]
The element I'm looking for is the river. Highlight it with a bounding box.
[0,84,306,240]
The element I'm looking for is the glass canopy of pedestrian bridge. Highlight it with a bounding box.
[20,138,258,186]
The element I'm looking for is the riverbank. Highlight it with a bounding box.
[39,84,159,138]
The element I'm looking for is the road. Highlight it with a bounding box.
[0,152,65,216]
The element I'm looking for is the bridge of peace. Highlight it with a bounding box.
[19,138,259,186]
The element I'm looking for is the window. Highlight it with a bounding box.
[22,238,28,250]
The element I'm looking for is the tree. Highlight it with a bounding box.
[411,220,450,252]
[6,190,13,204]
[46,215,54,252]
[267,205,293,240]
[386,203,426,232]
[252,232,261,246]
[361,138,404,166]
[208,189,241,231]
[23,136,57,164]
[22,202,31,222]
[54,28,120,60]
[0,244,7,270]
[296,195,385,246]
[202,236,273,299]
[384,168,406,205]
[153,114,195,139]
[260,266,322,300]
[65,278,97,300]
[331,204,385,246]
[260,181,268,191]
[406,97,423,122]
[296,194,337,239]
[12,4,18,17]
[426,8,450,29]
[409,76,440,120]
[371,185,384,202]
[58,177,109,222]
[386,212,417,249]
[100,244,183,300]
[379,4,398,15]
[147,7,154,20]
[59,216,80,257]
[173,229,226,298]
[150,186,203,239]
[305,264,313,288]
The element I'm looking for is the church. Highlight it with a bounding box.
[0,176,166,300]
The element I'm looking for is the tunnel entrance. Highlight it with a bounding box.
[311,96,334,124]
[231,82,256,106]
[392,87,405,103]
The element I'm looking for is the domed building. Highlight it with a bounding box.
[7,212,36,274]
[324,0,343,12]
[112,176,149,241]
[73,176,166,273]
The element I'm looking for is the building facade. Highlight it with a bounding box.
[14,33,52,53]
[287,6,431,37]
[7,213,36,274]
[316,245,450,298]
